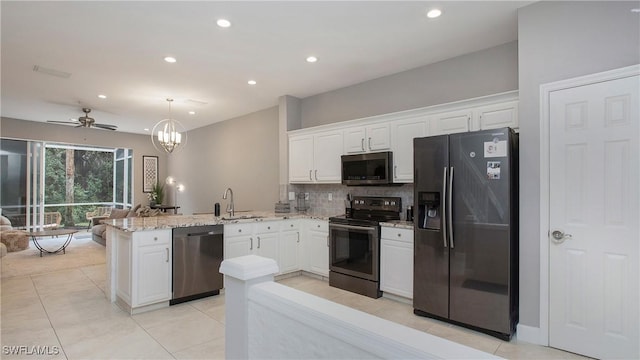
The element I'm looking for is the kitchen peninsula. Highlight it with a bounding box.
[103,212,331,314]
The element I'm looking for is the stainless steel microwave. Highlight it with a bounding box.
[341,151,395,186]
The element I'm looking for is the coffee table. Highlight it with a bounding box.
[29,229,77,257]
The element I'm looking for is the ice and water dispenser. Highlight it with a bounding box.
[417,192,441,230]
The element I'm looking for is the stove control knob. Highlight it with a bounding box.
[384,201,389,205]
[390,201,396,205]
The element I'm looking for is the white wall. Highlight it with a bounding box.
[168,107,279,215]
[299,41,518,129]
[517,1,640,329]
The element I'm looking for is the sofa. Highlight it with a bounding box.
[91,205,164,245]
[0,215,30,252]
[91,205,139,245]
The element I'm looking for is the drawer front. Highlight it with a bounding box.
[280,219,300,231]
[308,220,328,233]
[254,221,279,234]
[135,229,171,247]
[224,223,254,236]
[381,227,413,244]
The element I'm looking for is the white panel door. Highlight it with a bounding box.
[429,109,471,135]
[289,135,314,183]
[390,116,427,182]
[344,127,367,154]
[476,101,519,130]
[549,75,639,359]
[366,123,391,151]
[313,131,343,182]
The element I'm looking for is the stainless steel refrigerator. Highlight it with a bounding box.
[413,127,518,340]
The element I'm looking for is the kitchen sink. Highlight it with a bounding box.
[221,215,264,220]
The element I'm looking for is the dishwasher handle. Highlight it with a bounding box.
[186,231,217,237]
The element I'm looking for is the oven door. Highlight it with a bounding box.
[329,222,379,281]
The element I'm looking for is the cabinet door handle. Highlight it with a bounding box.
[250,237,253,250]
[257,236,261,249]
[361,138,365,151]
[297,232,300,243]
[314,170,318,181]
[394,165,397,179]
[309,170,313,181]
[165,248,169,262]
[368,137,372,150]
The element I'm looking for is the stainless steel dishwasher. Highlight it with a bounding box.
[171,225,224,305]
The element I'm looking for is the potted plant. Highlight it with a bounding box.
[147,182,164,206]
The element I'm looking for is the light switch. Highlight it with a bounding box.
[288,192,296,201]
[328,193,333,201]
[304,192,309,200]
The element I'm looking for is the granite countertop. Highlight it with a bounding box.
[104,211,333,232]
[379,220,414,230]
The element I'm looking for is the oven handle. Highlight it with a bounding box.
[329,223,376,232]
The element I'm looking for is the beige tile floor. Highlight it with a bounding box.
[1,251,590,359]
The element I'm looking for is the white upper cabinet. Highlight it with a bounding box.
[474,101,519,130]
[289,130,343,184]
[289,135,314,183]
[288,91,518,185]
[344,123,390,154]
[390,116,428,183]
[429,109,472,136]
[313,131,343,182]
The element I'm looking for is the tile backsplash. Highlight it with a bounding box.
[282,183,414,220]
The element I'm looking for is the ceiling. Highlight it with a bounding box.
[1,1,532,135]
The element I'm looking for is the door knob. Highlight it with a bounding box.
[550,229,572,244]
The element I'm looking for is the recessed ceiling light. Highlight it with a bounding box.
[426,9,442,18]
[217,19,231,28]
[164,56,177,63]
[631,8,640,13]
[144,128,149,132]
[188,111,196,115]
[306,56,318,63]
[248,80,257,85]
[97,94,107,99]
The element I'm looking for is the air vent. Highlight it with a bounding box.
[185,98,208,106]
[33,65,72,79]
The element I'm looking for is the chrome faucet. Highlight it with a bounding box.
[223,187,234,217]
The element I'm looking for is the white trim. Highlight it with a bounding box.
[289,90,519,136]
[538,64,640,348]
[516,324,541,345]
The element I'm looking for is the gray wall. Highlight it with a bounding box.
[299,41,518,129]
[168,107,279,215]
[517,1,640,328]
[0,117,167,207]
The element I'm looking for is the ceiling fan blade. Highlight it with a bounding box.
[47,120,79,125]
[94,123,118,130]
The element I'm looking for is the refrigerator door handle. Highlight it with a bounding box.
[448,166,454,248]
[442,166,448,248]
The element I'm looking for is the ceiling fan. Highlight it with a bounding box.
[48,108,117,130]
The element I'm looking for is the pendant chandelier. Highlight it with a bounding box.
[151,98,187,154]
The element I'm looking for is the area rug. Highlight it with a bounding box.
[0,233,106,279]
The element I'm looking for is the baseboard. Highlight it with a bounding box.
[516,324,544,345]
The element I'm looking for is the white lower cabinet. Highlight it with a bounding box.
[380,227,413,299]
[306,219,329,277]
[224,220,301,275]
[115,229,172,310]
[224,223,253,259]
[279,220,301,274]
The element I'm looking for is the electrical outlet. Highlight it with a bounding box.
[288,192,295,201]
[304,192,309,200]
[328,193,333,201]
